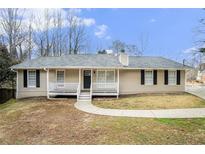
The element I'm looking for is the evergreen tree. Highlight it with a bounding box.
[0,44,17,88]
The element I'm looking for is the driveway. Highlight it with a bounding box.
[186,85,205,100]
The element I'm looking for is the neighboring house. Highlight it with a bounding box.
[11,53,191,101]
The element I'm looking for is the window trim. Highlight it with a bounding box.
[144,70,153,85]
[27,70,36,88]
[96,70,115,83]
[56,70,65,83]
[168,70,177,85]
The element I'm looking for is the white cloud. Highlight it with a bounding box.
[19,8,95,32]
[20,9,66,31]
[81,18,96,26]
[149,18,156,23]
[68,8,82,14]
[95,24,109,39]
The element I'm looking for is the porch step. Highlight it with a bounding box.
[79,96,90,99]
[78,92,92,102]
[80,93,90,96]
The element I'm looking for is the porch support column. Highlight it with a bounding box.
[47,69,49,99]
[117,69,119,98]
[79,69,81,88]
[91,69,93,92]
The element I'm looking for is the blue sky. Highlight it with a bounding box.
[76,8,205,62]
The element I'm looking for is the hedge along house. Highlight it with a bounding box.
[11,53,191,102]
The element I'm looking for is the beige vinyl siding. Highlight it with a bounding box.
[17,68,186,98]
[119,69,185,94]
[17,69,47,98]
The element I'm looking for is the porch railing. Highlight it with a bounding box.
[92,82,118,93]
[49,82,79,93]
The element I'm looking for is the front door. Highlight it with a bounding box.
[83,70,91,89]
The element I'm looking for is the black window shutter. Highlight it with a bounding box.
[153,70,157,85]
[36,70,40,88]
[164,70,168,85]
[23,70,27,87]
[141,70,145,85]
[177,70,180,85]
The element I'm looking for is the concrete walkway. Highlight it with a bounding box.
[186,85,205,100]
[74,101,205,118]
[74,85,205,118]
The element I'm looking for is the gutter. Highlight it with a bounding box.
[11,66,192,71]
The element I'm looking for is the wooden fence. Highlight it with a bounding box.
[0,89,16,104]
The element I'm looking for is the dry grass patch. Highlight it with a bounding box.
[1,97,205,144]
[93,93,205,109]
[0,98,100,144]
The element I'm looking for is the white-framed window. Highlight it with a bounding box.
[28,70,36,88]
[56,70,65,83]
[168,70,176,85]
[106,71,115,82]
[97,70,106,83]
[96,70,115,83]
[145,70,153,85]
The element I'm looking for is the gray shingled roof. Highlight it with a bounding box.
[129,56,190,69]
[11,54,123,69]
[11,54,191,69]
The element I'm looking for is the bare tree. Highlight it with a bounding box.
[111,40,126,53]
[137,33,149,54]
[66,11,87,54]
[32,9,53,57]
[27,19,33,59]
[44,9,52,56]
[32,9,71,56]
[0,8,26,60]
[0,9,89,59]
[22,13,35,60]
[111,37,147,56]
[191,14,205,67]
[0,34,5,45]
[51,9,65,56]
[126,44,142,56]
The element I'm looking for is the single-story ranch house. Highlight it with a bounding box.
[11,53,191,101]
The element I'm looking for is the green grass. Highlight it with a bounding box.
[91,117,205,144]
[0,99,16,110]
[157,118,205,131]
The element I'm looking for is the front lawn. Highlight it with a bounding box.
[92,93,205,110]
[1,98,205,144]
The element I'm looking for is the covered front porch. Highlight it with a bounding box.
[46,69,120,100]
